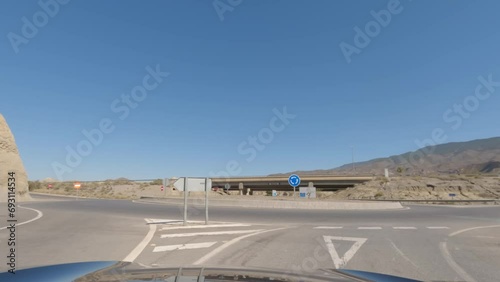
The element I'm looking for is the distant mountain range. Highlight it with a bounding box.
[278,137,500,176]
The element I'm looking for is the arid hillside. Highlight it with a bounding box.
[281,137,500,176]
[330,175,500,200]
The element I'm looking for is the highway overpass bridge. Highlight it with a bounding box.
[210,175,373,191]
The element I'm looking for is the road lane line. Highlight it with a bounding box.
[438,225,500,282]
[160,223,250,231]
[161,229,262,238]
[123,219,157,262]
[0,206,43,230]
[357,227,382,230]
[314,226,343,229]
[153,242,217,252]
[193,227,289,265]
[145,218,185,224]
[439,242,477,282]
[474,235,497,239]
[426,227,449,229]
[393,227,417,230]
[388,239,420,270]
[449,225,500,237]
[147,218,237,225]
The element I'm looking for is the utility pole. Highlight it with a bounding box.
[205,178,209,225]
[351,146,355,173]
[183,178,188,226]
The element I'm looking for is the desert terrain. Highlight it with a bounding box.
[29,175,500,202]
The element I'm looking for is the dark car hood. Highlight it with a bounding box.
[0,261,420,282]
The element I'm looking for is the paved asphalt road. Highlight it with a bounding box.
[1,194,499,281]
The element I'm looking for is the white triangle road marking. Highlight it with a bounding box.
[153,242,217,252]
[323,236,367,269]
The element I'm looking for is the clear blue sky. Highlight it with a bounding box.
[1,0,500,181]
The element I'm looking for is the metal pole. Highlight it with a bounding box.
[205,178,209,225]
[293,186,296,198]
[351,146,355,173]
[183,177,188,226]
[163,178,168,197]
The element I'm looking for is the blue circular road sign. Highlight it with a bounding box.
[288,174,301,187]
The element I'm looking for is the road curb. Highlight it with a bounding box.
[30,192,89,199]
[138,196,404,210]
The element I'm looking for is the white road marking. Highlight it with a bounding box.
[426,227,449,229]
[388,239,420,270]
[314,226,343,229]
[323,236,367,269]
[136,262,153,269]
[193,227,289,265]
[0,206,43,230]
[145,218,186,224]
[160,223,250,231]
[449,225,500,237]
[133,199,184,206]
[123,219,157,262]
[439,242,477,282]
[153,242,217,252]
[145,218,235,225]
[357,227,382,230]
[437,225,500,282]
[474,235,497,239]
[161,229,262,238]
[393,227,417,230]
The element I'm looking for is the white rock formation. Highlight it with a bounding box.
[0,114,32,202]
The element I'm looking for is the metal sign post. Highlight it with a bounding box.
[205,178,209,225]
[163,178,169,196]
[74,182,81,200]
[183,177,188,226]
[288,174,301,198]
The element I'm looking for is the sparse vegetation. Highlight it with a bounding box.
[149,179,163,185]
[396,167,403,175]
[28,181,42,191]
[105,178,133,185]
[375,176,389,185]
